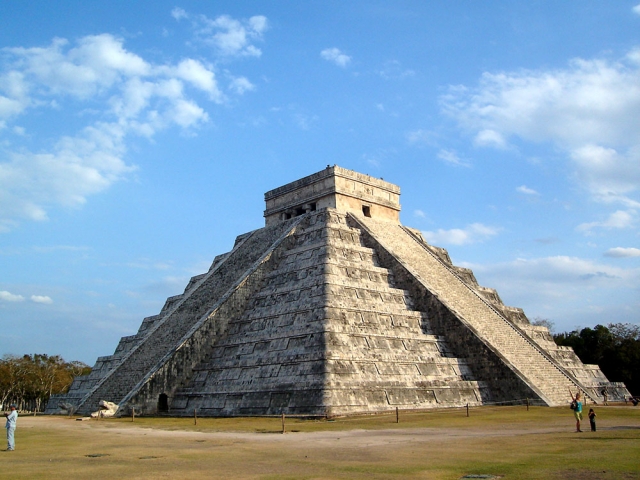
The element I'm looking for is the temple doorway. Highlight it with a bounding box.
[158,393,169,413]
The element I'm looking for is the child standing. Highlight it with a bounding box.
[588,408,596,432]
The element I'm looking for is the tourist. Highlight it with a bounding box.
[588,408,596,432]
[4,404,17,451]
[569,390,583,432]
[601,388,608,405]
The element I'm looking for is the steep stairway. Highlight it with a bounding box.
[74,218,301,414]
[350,214,585,406]
[321,211,485,412]
[169,209,484,415]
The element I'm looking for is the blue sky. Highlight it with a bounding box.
[1,1,639,364]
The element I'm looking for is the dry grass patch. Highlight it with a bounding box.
[4,405,639,479]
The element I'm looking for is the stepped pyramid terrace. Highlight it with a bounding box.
[46,166,630,417]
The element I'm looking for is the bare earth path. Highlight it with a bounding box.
[4,406,640,479]
[20,415,573,444]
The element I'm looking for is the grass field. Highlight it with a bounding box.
[3,405,639,479]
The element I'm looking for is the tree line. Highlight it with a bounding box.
[0,354,90,412]
[553,322,640,396]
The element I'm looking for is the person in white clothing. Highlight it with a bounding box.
[4,404,17,451]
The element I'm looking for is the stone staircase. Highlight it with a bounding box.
[518,324,630,402]
[168,209,485,416]
[350,214,587,406]
[320,211,485,412]
[168,214,331,415]
[72,218,301,415]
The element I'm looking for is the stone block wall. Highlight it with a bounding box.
[48,205,628,417]
[349,214,587,406]
[47,166,630,416]
[353,223,539,405]
[168,214,330,416]
[165,209,485,416]
[55,218,300,415]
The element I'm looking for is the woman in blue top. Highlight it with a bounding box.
[570,390,583,432]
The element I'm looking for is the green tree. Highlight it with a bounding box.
[554,323,640,395]
[0,354,90,411]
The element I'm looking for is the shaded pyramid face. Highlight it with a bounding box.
[168,210,485,416]
[48,166,629,417]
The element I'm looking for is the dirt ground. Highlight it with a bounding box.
[15,414,582,445]
[4,406,640,479]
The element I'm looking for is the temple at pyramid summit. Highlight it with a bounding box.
[47,166,630,416]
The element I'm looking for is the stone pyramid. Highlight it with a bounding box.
[47,166,629,416]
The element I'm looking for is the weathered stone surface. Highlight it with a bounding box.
[46,166,629,416]
[264,165,401,225]
[90,400,118,418]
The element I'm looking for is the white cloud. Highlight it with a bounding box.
[171,7,188,21]
[377,60,414,79]
[633,4,640,15]
[414,209,426,218]
[577,210,636,233]
[517,185,539,195]
[443,55,640,148]
[570,144,640,202]
[321,48,351,67]
[171,11,269,56]
[363,154,380,168]
[0,29,258,230]
[0,122,133,228]
[406,129,437,146]
[248,16,268,34]
[628,47,640,65]
[604,247,640,258]
[108,76,154,121]
[441,49,640,208]
[1,35,219,126]
[479,256,627,285]
[0,71,29,124]
[170,98,208,128]
[293,113,317,130]
[196,14,268,57]
[437,149,469,167]
[474,129,508,149]
[31,295,53,304]
[4,35,150,99]
[466,255,640,330]
[361,147,397,168]
[423,223,500,246]
[228,76,255,95]
[0,290,24,302]
[172,59,222,100]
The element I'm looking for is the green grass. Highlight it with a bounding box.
[5,405,640,479]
